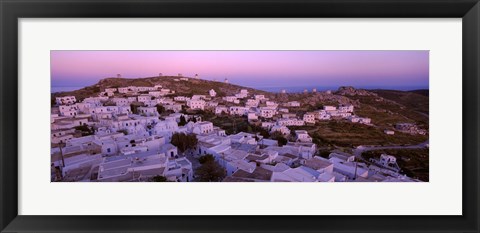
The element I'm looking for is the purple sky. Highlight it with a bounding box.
[51,51,429,90]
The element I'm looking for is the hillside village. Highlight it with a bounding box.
[51,75,429,182]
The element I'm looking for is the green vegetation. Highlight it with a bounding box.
[170,132,198,153]
[130,102,145,114]
[52,76,272,102]
[55,77,429,164]
[372,89,429,114]
[289,121,427,148]
[150,175,168,182]
[362,148,429,181]
[270,131,288,146]
[198,154,215,164]
[155,104,165,114]
[117,129,128,135]
[350,94,428,129]
[178,115,187,126]
[74,125,94,136]
[195,155,226,182]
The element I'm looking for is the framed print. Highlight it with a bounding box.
[1,0,479,232]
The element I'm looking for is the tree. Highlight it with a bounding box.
[195,159,226,182]
[170,132,198,153]
[156,104,165,115]
[198,154,215,164]
[178,115,187,126]
[277,136,288,146]
[150,175,168,182]
[130,103,144,114]
[117,129,128,135]
[290,130,297,138]
[250,124,270,138]
[271,131,288,146]
[74,125,94,136]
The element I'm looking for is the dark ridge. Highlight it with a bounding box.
[408,89,429,97]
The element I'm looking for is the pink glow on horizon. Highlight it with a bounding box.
[51,51,429,89]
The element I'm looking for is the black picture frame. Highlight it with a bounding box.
[1,0,479,232]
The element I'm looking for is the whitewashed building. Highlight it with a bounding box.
[55,96,76,105]
[186,99,206,110]
[259,107,276,118]
[209,89,217,97]
[303,112,316,124]
[295,130,312,143]
[137,106,158,116]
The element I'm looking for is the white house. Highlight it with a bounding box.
[105,88,117,93]
[259,107,276,118]
[137,95,152,103]
[295,130,312,142]
[165,157,193,182]
[235,89,249,98]
[304,157,334,174]
[303,112,316,124]
[338,104,354,113]
[384,130,395,135]
[117,87,130,94]
[246,99,260,108]
[266,101,278,107]
[159,89,172,95]
[348,116,372,124]
[148,91,163,97]
[137,106,158,116]
[164,104,182,113]
[209,89,217,97]
[229,106,249,116]
[111,98,130,106]
[192,122,214,135]
[223,96,237,103]
[376,154,401,171]
[254,94,265,100]
[161,143,178,158]
[191,95,206,100]
[174,96,188,102]
[152,120,179,136]
[247,112,259,121]
[215,106,229,115]
[323,106,337,111]
[286,101,301,107]
[206,101,219,108]
[270,125,290,136]
[59,105,79,117]
[55,96,76,105]
[186,99,206,110]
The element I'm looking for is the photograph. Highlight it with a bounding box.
[50,50,429,182]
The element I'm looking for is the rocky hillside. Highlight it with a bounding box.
[52,76,428,129]
[52,76,273,101]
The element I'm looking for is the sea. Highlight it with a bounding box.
[51,86,84,93]
[255,86,338,93]
[51,85,427,94]
[253,85,427,93]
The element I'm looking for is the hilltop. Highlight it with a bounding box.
[370,89,429,115]
[52,76,428,130]
[52,76,273,101]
